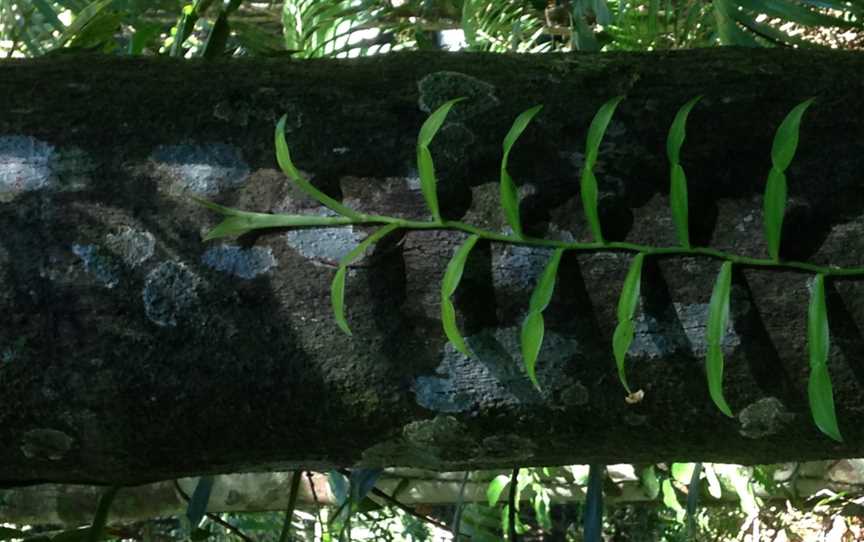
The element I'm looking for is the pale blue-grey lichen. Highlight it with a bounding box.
[413,327,582,413]
[20,428,73,461]
[0,135,54,201]
[150,143,249,195]
[142,261,200,327]
[201,244,277,279]
[104,227,155,268]
[417,71,499,122]
[492,244,554,291]
[738,397,795,439]
[284,215,362,265]
[628,302,741,359]
[72,244,121,289]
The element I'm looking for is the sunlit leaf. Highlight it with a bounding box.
[500,105,543,237]
[580,96,622,244]
[276,116,361,219]
[662,479,685,521]
[331,224,400,336]
[808,274,842,442]
[53,0,114,49]
[583,464,604,542]
[487,474,511,507]
[704,464,723,499]
[763,168,787,262]
[772,98,814,173]
[706,261,734,417]
[417,98,466,222]
[639,466,660,500]
[441,235,480,356]
[521,248,564,388]
[612,253,644,392]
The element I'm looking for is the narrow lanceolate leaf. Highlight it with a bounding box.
[199,212,354,241]
[808,274,842,442]
[441,235,480,356]
[276,116,361,219]
[583,464,604,542]
[706,261,734,417]
[763,168,787,262]
[580,96,623,244]
[613,253,644,393]
[331,224,400,336]
[762,98,814,261]
[500,105,543,237]
[772,98,815,172]
[417,98,466,222]
[521,248,564,388]
[666,96,701,248]
[666,96,702,166]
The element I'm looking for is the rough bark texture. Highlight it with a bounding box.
[1,49,863,486]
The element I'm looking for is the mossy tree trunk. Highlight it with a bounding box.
[1,49,863,486]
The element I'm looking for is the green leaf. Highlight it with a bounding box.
[580,96,623,244]
[584,96,624,168]
[808,274,842,442]
[53,0,114,49]
[487,474,511,507]
[187,476,214,528]
[275,116,361,219]
[670,165,690,249]
[500,105,543,237]
[417,97,466,222]
[639,466,660,500]
[771,98,814,172]
[666,96,701,166]
[763,167,787,262]
[706,261,734,418]
[612,253,644,392]
[661,479,685,522]
[202,213,353,241]
[666,96,700,249]
[521,248,564,388]
[441,235,480,356]
[331,224,400,336]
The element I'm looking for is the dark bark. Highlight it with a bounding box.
[0,49,863,486]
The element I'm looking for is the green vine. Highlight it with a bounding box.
[197,95,858,443]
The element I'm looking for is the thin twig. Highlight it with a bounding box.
[508,467,519,541]
[277,470,303,542]
[172,480,254,542]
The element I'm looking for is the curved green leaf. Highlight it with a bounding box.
[666,96,700,249]
[581,96,623,243]
[276,116,361,219]
[417,98,466,222]
[666,96,701,166]
[706,261,734,418]
[808,274,842,442]
[487,474,511,507]
[771,99,814,172]
[613,253,644,392]
[670,165,690,249]
[763,168,787,262]
[500,105,543,237]
[521,248,564,388]
[331,223,400,336]
[441,235,481,356]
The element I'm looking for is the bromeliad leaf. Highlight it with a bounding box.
[331,224,400,336]
[808,274,842,442]
[581,96,623,244]
[762,98,813,261]
[666,96,700,248]
[417,98,466,222]
[276,116,361,219]
[521,248,564,388]
[613,253,644,393]
[441,235,480,356]
[706,261,734,417]
[500,105,543,237]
